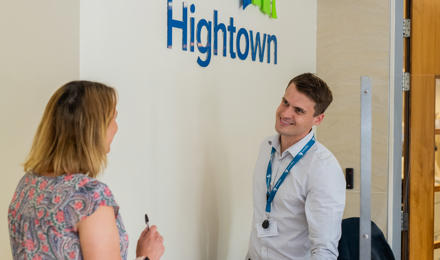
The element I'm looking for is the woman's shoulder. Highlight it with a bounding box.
[66,174,114,198]
[68,175,119,218]
[54,174,118,221]
[21,172,117,210]
[22,172,113,199]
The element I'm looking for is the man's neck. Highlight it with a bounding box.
[280,131,311,154]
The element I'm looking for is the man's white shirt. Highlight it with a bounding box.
[247,131,346,260]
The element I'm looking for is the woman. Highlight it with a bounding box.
[8,81,164,260]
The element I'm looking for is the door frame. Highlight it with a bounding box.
[388,0,403,259]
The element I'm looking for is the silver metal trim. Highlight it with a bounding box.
[391,0,403,257]
[402,72,410,91]
[360,76,372,260]
[403,18,411,38]
[401,211,408,231]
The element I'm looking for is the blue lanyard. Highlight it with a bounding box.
[265,136,315,213]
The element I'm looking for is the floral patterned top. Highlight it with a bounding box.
[8,172,128,260]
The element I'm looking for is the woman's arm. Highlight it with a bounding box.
[78,206,122,260]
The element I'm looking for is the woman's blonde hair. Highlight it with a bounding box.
[24,81,117,177]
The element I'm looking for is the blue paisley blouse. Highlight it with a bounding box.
[8,172,129,260]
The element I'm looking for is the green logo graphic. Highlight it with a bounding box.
[243,0,277,19]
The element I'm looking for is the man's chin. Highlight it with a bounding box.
[275,124,292,133]
[275,127,290,137]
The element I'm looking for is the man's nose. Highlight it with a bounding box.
[280,107,294,118]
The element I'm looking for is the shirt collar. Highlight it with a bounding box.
[268,130,315,158]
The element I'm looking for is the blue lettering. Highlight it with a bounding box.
[190,4,196,52]
[267,35,277,64]
[167,0,188,50]
[236,28,249,60]
[250,31,267,63]
[166,0,278,67]
[227,18,237,59]
[213,10,227,57]
[196,19,212,67]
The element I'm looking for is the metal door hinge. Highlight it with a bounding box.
[401,211,408,231]
[402,72,410,91]
[403,19,411,38]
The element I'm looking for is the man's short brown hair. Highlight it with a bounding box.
[288,73,333,116]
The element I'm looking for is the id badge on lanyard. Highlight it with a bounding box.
[260,136,315,232]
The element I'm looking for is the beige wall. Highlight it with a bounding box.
[317,0,390,234]
[0,1,79,258]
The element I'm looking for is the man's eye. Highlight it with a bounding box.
[295,108,304,114]
[283,99,288,105]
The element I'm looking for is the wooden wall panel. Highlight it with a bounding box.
[409,0,440,258]
[409,75,435,260]
[411,0,440,74]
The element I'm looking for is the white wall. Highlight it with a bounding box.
[80,0,317,259]
[0,1,79,259]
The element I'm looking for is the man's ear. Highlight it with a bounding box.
[313,113,325,126]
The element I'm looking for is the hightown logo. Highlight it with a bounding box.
[167,0,278,67]
[243,0,277,19]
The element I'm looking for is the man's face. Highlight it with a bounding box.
[275,83,324,142]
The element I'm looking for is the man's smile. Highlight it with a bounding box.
[279,118,294,126]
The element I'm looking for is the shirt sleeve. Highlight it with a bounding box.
[66,177,120,229]
[305,154,346,260]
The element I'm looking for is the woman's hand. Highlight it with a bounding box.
[136,225,165,260]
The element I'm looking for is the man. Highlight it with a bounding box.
[246,73,346,260]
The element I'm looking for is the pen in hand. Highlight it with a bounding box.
[145,213,150,230]
[137,213,164,260]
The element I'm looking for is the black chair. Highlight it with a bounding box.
[338,217,395,260]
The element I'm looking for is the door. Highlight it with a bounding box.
[406,0,440,259]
